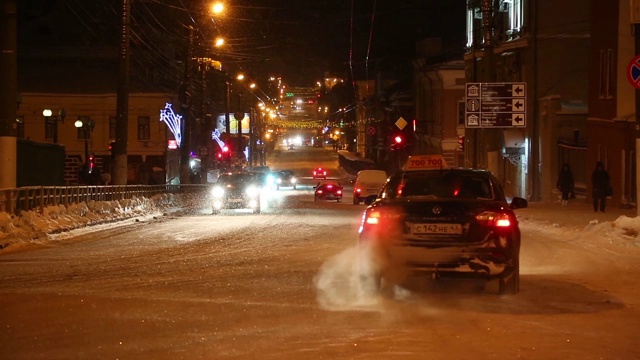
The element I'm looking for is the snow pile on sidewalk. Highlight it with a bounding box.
[0,193,187,247]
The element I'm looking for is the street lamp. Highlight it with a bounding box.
[75,118,95,177]
[42,108,66,144]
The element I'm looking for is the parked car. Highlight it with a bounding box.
[314,180,343,202]
[352,169,388,205]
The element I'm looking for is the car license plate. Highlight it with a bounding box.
[412,223,462,235]
[228,198,243,203]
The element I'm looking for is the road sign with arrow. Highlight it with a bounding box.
[465,82,527,128]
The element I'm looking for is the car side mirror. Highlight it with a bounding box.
[510,197,528,209]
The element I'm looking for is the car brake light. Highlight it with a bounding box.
[327,185,333,189]
[475,211,512,227]
[317,190,323,194]
[337,190,342,194]
[364,209,401,225]
[365,211,381,225]
[355,188,362,193]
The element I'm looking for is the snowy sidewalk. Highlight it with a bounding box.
[517,198,637,229]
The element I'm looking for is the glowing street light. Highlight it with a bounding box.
[211,2,224,15]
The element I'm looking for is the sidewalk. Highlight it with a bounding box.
[517,198,637,228]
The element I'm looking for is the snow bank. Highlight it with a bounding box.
[0,193,182,247]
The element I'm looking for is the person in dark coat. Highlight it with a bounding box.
[591,161,610,212]
[556,163,574,207]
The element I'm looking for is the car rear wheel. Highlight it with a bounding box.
[336,198,341,203]
[498,262,519,295]
[314,195,318,202]
[254,206,261,214]
[293,185,297,190]
[212,208,219,215]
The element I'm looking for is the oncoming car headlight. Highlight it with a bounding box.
[245,186,259,197]
[211,186,225,198]
[291,177,297,183]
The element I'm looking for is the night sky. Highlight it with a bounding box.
[17,0,467,87]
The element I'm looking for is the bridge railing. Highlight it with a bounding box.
[0,184,209,216]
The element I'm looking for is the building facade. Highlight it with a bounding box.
[464,0,591,201]
[16,92,175,184]
[587,0,638,208]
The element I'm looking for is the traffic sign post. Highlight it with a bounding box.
[465,82,527,128]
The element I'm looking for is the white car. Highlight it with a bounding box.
[352,170,387,205]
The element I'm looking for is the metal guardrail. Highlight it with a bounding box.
[0,184,208,216]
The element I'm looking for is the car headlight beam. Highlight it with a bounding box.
[245,186,259,197]
[211,187,225,198]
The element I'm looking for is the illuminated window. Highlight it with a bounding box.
[467,0,523,47]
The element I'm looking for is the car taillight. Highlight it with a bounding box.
[337,190,342,194]
[355,188,362,193]
[317,190,323,194]
[475,211,512,227]
[363,209,401,225]
[327,185,333,189]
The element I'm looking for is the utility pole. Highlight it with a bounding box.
[113,0,130,185]
[0,0,18,189]
[179,26,194,184]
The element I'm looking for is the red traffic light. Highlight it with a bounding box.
[394,135,403,144]
[457,136,465,150]
[221,145,229,152]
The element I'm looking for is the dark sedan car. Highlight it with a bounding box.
[314,180,343,202]
[358,155,528,295]
[210,172,262,214]
[275,170,297,190]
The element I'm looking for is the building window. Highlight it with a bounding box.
[599,49,614,100]
[109,116,116,140]
[45,118,54,140]
[15,116,25,138]
[138,116,150,141]
[606,49,614,99]
[76,116,92,140]
[508,0,523,32]
[467,0,524,47]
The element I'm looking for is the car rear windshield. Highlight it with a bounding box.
[393,171,494,200]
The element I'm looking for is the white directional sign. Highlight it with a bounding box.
[465,82,526,128]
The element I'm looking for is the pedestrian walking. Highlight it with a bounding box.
[557,163,574,207]
[591,161,611,212]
